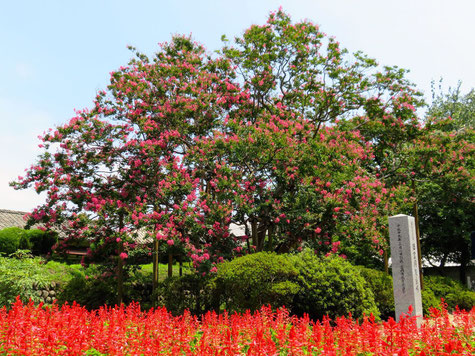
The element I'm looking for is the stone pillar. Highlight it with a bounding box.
[389,214,423,327]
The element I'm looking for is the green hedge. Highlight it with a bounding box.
[156,273,218,315]
[216,252,300,314]
[157,252,381,320]
[0,227,57,256]
[356,268,475,318]
[57,265,154,310]
[292,252,380,320]
[356,266,395,320]
[24,229,57,255]
[0,227,30,255]
[424,275,475,311]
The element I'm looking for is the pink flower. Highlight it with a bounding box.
[119,252,128,260]
[167,239,174,246]
[315,227,322,234]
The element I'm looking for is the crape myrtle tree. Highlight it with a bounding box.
[13,8,427,299]
[198,9,426,266]
[13,36,243,302]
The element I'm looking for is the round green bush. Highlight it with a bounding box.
[0,227,26,255]
[445,290,475,311]
[356,267,450,319]
[424,275,475,311]
[357,266,395,319]
[57,272,116,309]
[156,273,218,315]
[292,251,380,321]
[421,287,440,315]
[24,229,57,255]
[216,252,300,313]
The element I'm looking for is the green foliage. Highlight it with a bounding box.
[424,275,475,311]
[0,257,81,307]
[215,252,300,313]
[57,265,155,310]
[428,80,475,131]
[293,252,380,321]
[357,266,395,319]
[0,227,57,257]
[351,270,475,318]
[156,274,218,315]
[353,268,475,318]
[83,349,108,356]
[210,251,381,320]
[417,81,475,276]
[446,290,475,311]
[24,229,57,255]
[0,227,26,255]
[421,287,440,315]
[57,273,116,309]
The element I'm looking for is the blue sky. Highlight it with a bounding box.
[1,0,474,211]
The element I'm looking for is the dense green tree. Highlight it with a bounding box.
[428,80,475,131]
[416,84,475,282]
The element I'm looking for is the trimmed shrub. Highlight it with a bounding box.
[0,227,28,255]
[424,275,475,311]
[156,274,218,315]
[57,266,155,310]
[215,252,300,313]
[356,267,454,318]
[24,229,57,255]
[57,269,116,309]
[293,251,380,321]
[421,287,440,315]
[446,290,475,311]
[357,266,395,319]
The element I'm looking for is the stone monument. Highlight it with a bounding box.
[388,214,423,327]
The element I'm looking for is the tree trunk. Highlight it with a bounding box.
[384,250,389,275]
[168,252,173,277]
[179,255,183,277]
[117,212,124,305]
[251,219,258,250]
[267,225,275,251]
[257,222,267,252]
[152,238,159,307]
[460,243,470,284]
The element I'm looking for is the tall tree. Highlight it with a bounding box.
[12,9,429,282]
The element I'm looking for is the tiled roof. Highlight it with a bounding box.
[132,227,154,245]
[0,209,246,244]
[0,209,66,238]
[0,209,29,230]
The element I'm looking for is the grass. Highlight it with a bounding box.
[137,261,192,280]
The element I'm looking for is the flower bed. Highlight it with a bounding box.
[1,298,473,355]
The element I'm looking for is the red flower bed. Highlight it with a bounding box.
[1,298,473,355]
